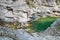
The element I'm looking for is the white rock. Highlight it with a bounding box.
[5,11,14,17]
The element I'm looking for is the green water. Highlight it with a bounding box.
[29,16,57,32]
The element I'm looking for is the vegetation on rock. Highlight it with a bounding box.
[28,16,57,32]
[26,0,36,8]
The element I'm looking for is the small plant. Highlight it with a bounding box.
[56,0,60,5]
[26,0,30,6]
[26,0,36,8]
[0,19,6,26]
[28,16,57,32]
[8,22,20,29]
[31,3,36,8]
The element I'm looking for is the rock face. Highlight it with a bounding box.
[40,0,56,6]
[0,26,60,40]
[0,0,60,23]
[0,0,29,23]
[0,0,60,40]
[0,26,18,40]
[43,19,60,36]
[0,37,13,40]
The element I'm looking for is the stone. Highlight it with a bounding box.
[43,19,60,36]
[0,37,13,40]
[0,26,18,40]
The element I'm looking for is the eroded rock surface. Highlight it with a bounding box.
[43,19,60,36]
[0,26,18,40]
[0,25,60,40]
[0,0,60,23]
[0,0,60,40]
